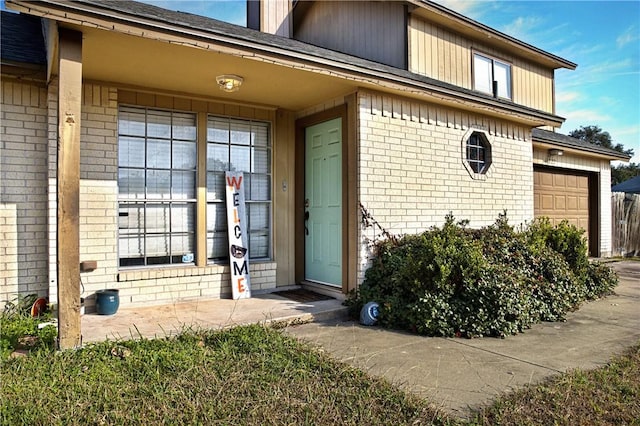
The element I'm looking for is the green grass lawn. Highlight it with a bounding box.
[2,324,639,425]
[473,341,640,425]
[1,325,448,425]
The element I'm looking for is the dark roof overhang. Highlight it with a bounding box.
[533,128,632,161]
[1,10,46,80]
[6,0,566,126]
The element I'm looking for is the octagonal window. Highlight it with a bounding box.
[465,131,492,174]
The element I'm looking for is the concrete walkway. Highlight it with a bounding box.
[81,291,347,343]
[285,261,640,418]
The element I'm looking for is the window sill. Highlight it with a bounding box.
[117,261,276,282]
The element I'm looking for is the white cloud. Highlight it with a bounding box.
[555,91,581,104]
[435,0,487,17]
[609,125,640,163]
[500,16,543,41]
[561,109,612,123]
[617,25,640,48]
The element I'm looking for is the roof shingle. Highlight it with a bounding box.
[1,11,46,65]
[532,128,631,160]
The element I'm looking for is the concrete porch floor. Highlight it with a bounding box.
[81,292,347,344]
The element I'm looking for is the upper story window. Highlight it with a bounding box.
[473,53,512,100]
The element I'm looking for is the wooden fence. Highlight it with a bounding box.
[611,192,640,257]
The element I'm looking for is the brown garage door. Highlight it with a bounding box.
[534,168,589,238]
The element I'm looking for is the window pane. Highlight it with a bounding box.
[249,232,269,259]
[147,139,171,169]
[171,203,195,233]
[118,168,145,199]
[473,54,492,94]
[119,107,146,136]
[252,125,269,147]
[494,61,511,98]
[230,121,251,145]
[146,170,171,198]
[207,118,229,143]
[207,143,230,171]
[243,173,251,200]
[172,112,197,140]
[207,172,226,201]
[173,141,196,169]
[230,145,251,172]
[146,204,170,234]
[171,234,194,256]
[147,110,172,138]
[118,204,144,237]
[207,203,227,232]
[252,148,270,173]
[468,146,478,161]
[250,174,271,201]
[119,136,145,168]
[248,203,270,230]
[172,171,196,199]
[119,235,143,259]
[207,232,227,260]
[145,234,170,257]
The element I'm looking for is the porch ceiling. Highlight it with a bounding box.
[71,25,356,111]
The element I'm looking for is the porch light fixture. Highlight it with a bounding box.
[216,74,243,93]
[548,148,564,156]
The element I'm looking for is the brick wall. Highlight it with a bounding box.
[67,84,277,309]
[357,90,534,282]
[1,79,49,307]
[76,84,120,309]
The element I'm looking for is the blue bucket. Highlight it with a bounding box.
[95,289,120,315]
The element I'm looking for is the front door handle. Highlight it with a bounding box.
[304,211,309,235]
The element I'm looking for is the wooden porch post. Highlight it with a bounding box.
[57,28,83,349]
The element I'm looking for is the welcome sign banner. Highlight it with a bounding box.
[225,171,251,299]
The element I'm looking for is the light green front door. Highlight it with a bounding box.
[305,118,342,287]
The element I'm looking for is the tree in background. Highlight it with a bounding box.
[569,125,638,186]
[612,162,640,186]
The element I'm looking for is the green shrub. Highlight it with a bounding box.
[1,295,57,359]
[351,213,618,338]
[584,262,618,299]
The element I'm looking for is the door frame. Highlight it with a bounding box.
[295,103,356,294]
[533,164,600,257]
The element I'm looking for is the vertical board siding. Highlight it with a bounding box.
[262,0,291,37]
[294,1,406,69]
[361,89,529,140]
[408,16,554,113]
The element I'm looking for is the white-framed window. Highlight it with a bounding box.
[473,53,512,99]
[461,128,493,179]
[206,116,271,262]
[118,106,197,267]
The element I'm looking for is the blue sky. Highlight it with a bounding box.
[141,0,639,163]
